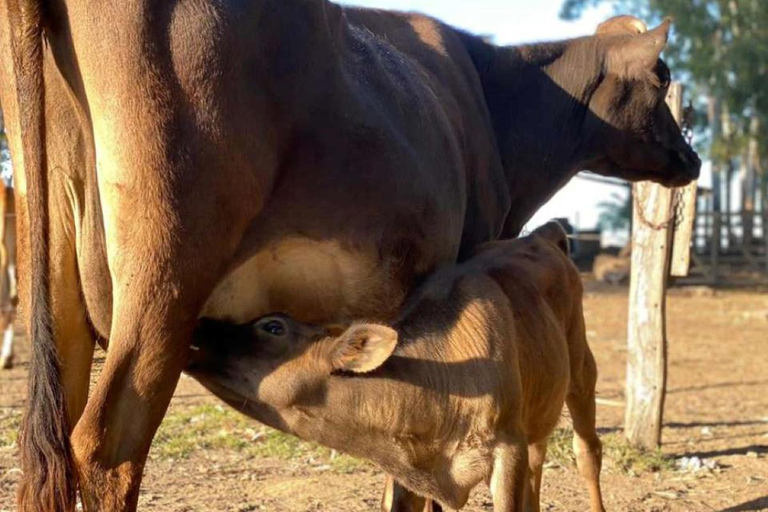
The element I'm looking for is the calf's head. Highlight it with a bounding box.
[188,315,398,409]
[583,16,700,186]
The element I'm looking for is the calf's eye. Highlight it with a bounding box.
[262,320,286,336]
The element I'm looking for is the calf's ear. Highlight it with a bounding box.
[330,324,398,373]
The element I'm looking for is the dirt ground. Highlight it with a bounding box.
[1,280,767,511]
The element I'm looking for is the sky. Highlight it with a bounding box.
[337,0,635,239]
[337,0,614,45]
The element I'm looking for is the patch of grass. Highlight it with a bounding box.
[152,404,368,474]
[545,428,577,468]
[0,409,21,449]
[544,428,674,474]
[329,452,367,474]
[602,433,674,473]
[152,404,251,459]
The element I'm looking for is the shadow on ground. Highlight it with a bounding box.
[721,495,768,511]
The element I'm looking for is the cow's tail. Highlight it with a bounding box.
[7,0,79,510]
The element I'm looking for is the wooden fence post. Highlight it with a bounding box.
[624,83,685,450]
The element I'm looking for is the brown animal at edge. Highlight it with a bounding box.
[188,222,605,512]
[0,1,699,510]
[0,184,17,370]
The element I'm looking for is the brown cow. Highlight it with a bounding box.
[0,0,698,509]
[0,184,17,370]
[189,222,605,512]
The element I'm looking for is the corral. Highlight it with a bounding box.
[0,0,766,509]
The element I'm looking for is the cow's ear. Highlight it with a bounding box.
[330,324,398,373]
[596,15,647,36]
[605,17,670,76]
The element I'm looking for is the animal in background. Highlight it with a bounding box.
[0,184,16,370]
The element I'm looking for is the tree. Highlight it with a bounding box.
[597,191,632,232]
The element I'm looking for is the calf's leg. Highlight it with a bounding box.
[381,477,443,512]
[490,436,530,512]
[566,350,606,512]
[526,439,547,512]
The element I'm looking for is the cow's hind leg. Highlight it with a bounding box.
[49,171,98,426]
[70,219,252,509]
[566,350,606,512]
[69,138,259,509]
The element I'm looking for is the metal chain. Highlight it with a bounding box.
[682,100,695,147]
[634,187,684,231]
[634,100,695,232]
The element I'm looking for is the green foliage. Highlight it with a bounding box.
[0,408,21,449]
[597,192,632,231]
[602,433,675,473]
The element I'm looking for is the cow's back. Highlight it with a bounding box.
[343,9,510,255]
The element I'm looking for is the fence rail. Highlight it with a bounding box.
[683,210,768,285]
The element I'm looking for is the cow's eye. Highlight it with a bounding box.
[262,320,286,336]
[654,61,671,89]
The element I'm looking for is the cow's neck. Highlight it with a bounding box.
[470,37,601,235]
[289,368,443,459]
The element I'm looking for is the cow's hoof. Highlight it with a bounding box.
[0,355,12,370]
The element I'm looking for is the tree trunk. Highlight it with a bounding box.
[742,115,759,246]
[722,106,734,244]
[708,96,722,248]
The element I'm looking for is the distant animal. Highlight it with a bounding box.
[0,184,16,370]
[189,222,606,512]
[593,256,631,285]
[0,0,699,507]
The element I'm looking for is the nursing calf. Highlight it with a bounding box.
[189,222,605,511]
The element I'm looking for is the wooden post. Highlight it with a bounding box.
[668,90,699,278]
[670,183,698,276]
[624,83,684,449]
